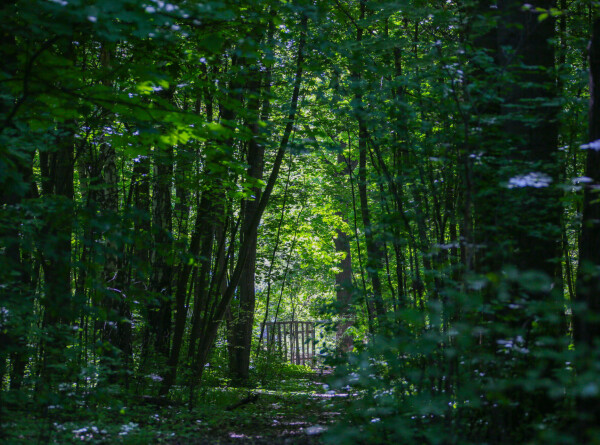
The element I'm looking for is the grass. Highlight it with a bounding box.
[1,365,343,444]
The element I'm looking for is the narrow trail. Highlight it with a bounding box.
[5,371,349,444]
[167,373,346,445]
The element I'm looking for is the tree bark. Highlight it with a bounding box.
[39,119,75,385]
[333,212,354,352]
[229,67,264,383]
[159,193,204,395]
[574,17,600,440]
[149,143,174,357]
[352,0,386,322]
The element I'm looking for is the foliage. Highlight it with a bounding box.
[2,0,600,443]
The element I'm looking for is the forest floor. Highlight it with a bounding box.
[1,370,348,444]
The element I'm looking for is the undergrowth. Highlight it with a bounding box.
[1,361,336,444]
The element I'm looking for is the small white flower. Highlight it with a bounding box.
[305,425,327,435]
[507,172,552,189]
[147,373,163,382]
[572,176,594,184]
[119,422,139,436]
[581,139,600,150]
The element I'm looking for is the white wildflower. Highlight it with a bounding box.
[507,172,552,189]
[580,139,600,150]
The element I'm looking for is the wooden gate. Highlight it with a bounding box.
[260,321,317,366]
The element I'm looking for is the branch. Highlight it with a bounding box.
[225,393,259,411]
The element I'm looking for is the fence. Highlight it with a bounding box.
[260,321,323,366]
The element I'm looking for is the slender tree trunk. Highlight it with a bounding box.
[334,213,354,352]
[98,138,129,374]
[131,154,151,379]
[159,197,204,395]
[352,0,386,321]
[1,173,36,391]
[150,144,174,357]
[39,120,75,385]
[574,17,600,440]
[229,67,264,383]
[37,45,76,388]
[0,71,37,389]
[187,66,218,362]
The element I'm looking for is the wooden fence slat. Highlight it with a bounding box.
[263,320,318,367]
[278,323,282,358]
[296,322,300,365]
[302,322,306,365]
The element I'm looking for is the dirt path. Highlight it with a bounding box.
[3,373,347,444]
[166,376,346,445]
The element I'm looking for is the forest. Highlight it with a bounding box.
[1,0,600,443]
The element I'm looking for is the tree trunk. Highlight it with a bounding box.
[159,196,203,395]
[574,17,600,440]
[150,144,174,357]
[352,0,386,322]
[334,213,354,352]
[0,26,37,386]
[229,68,264,383]
[497,0,561,279]
[39,120,75,385]
[475,0,562,434]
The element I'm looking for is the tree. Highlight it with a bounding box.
[575,15,600,440]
